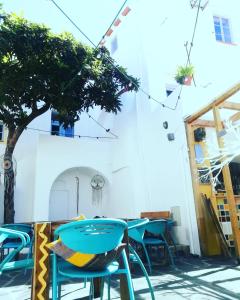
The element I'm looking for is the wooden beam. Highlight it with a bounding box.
[185,123,208,254]
[230,111,240,123]
[220,101,240,111]
[191,119,216,128]
[186,82,240,124]
[213,106,240,258]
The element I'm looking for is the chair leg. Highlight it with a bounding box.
[107,276,111,300]
[163,238,175,267]
[52,254,58,300]
[129,245,155,300]
[100,277,104,300]
[58,283,61,299]
[89,278,94,300]
[121,249,135,300]
[142,243,152,274]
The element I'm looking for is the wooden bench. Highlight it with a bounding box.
[140,211,171,219]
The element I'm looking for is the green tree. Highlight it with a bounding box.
[0,13,139,223]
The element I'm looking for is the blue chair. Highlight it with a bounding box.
[0,228,33,274]
[127,218,152,273]
[0,223,33,262]
[166,219,178,256]
[143,219,175,268]
[127,218,155,300]
[51,218,135,300]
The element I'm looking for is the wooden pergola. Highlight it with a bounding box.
[185,82,240,259]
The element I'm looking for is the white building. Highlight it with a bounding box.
[1,0,240,255]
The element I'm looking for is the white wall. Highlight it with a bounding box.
[32,134,113,221]
[3,0,240,255]
[49,167,110,220]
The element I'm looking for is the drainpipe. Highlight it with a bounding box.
[75,177,79,215]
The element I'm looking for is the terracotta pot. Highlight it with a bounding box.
[184,76,193,86]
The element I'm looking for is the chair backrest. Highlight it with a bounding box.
[127,218,149,243]
[145,219,167,236]
[0,228,28,272]
[54,218,127,254]
[2,223,32,233]
[1,223,33,244]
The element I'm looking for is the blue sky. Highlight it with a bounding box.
[1,0,125,46]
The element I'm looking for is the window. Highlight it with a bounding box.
[0,123,3,141]
[213,16,232,43]
[51,111,74,138]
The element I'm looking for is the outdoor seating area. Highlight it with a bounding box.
[0,216,175,299]
[1,0,240,299]
[0,244,240,299]
[1,216,240,299]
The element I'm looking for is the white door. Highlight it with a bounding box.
[49,190,69,221]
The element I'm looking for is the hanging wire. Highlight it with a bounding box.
[87,114,118,138]
[49,0,179,110]
[171,0,202,136]
[26,126,118,139]
[96,0,129,48]
[178,0,202,100]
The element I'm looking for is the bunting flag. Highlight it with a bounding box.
[99,6,131,46]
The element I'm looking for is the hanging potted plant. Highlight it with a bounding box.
[174,64,194,85]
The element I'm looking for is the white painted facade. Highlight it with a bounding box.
[1,0,240,255]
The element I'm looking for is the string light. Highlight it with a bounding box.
[97,0,129,48]
[87,114,118,138]
[49,0,177,110]
[49,0,202,113]
[26,127,117,139]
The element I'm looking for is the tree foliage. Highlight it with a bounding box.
[0,13,139,129]
[0,13,139,223]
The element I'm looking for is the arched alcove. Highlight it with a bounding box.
[49,167,109,221]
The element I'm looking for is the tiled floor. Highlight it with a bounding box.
[0,256,240,299]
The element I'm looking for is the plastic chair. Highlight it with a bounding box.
[0,223,33,262]
[0,228,33,274]
[143,219,175,268]
[127,218,155,300]
[165,219,178,256]
[127,218,153,273]
[51,218,135,300]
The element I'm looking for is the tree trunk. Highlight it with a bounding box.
[3,128,22,224]
[2,106,50,223]
[3,148,15,223]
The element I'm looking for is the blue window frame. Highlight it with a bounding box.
[51,111,74,138]
[213,16,232,43]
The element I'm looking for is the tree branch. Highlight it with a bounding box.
[116,86,129,97]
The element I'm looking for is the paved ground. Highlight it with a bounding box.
[0,255,240,299]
